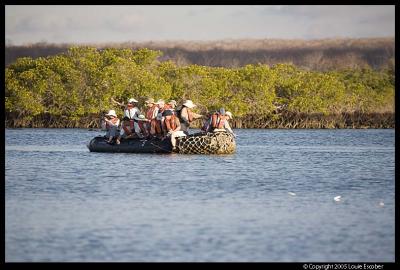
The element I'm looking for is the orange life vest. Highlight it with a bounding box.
[217,115,227,129]
[211,113,218,128]
[146,105,157,120]
[211,113,227,129]
[165,115,177,132]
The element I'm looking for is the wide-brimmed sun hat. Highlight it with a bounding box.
[145,98,155,104]
[226,111,233,119]
[128,98,138,103]
[183,100,196,108]
[156,99,165,105]
[138,114,146,120]
[105,110,117,118]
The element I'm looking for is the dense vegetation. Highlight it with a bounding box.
[5,47,395,128]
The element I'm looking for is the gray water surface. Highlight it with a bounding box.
[5,128,395,262]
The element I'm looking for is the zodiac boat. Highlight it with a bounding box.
[87,131,236,154]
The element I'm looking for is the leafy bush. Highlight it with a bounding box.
[5,47,395,122]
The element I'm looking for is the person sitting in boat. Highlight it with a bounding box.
[117,114,148,142]
[102,110,120,144]
[135,114,149,138]
[202,108,235,136]
[144,98,156,134]
[144,98,158,137]
[214,111,235,136]
[159,99,176,135]
[201,108,219,133]
[116,116,134,144]
[177,100,203,135]
[124,98,140,130]
[152,99,166,139]
[165,100,177,113]
[162,109,186,151]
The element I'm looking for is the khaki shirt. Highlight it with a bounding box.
[180,107,202,132]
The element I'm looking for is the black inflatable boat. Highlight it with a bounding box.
[87,131,236,154]
[87,136,173,153]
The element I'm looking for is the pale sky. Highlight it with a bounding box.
[5,5,395,45]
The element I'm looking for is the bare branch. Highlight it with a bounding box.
[111,97,125,108]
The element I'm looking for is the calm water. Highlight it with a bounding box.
[5,128,395,262]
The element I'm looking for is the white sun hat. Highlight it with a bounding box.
[105,110,117,118]
[128,98,138,103]
[138,114,146,119]
[156,99,165,105]
[183,100,196,108]
[226,111,233,119]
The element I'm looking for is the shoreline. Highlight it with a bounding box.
[5,111,395,129]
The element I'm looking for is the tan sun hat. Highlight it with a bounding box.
[128,98,138,103]
[226,111,233,119]
[145,98,155,104]
[105,110,117,118]
[183,100,196,108]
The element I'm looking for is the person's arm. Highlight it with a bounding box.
[191,111,203,119]
[165,116,173,132]
[173,117,181,132]
[105,118,119,127]
[111,97,125,109]
[111,119,119,127]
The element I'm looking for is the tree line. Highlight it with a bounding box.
[5,47,395,128]
[5,38,395,70]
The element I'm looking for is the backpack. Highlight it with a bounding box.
[175,108,184,123]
